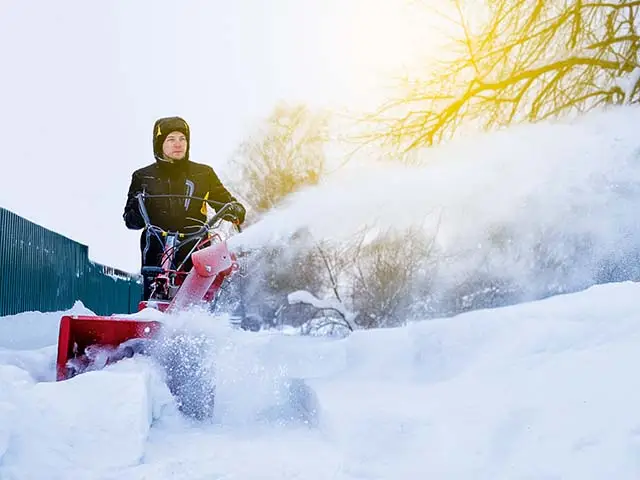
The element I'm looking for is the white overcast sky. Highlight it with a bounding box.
[0,0,443,272]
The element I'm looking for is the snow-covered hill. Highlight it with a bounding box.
[1,281,639,479]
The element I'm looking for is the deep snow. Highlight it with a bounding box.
[1,280,640,479]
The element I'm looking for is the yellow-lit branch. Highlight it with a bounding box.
[372,0,640,152]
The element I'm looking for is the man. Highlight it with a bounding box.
[123,116,246,299]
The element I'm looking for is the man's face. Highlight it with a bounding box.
[162,131,187,161]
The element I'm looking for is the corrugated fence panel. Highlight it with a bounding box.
[0,207,142,316]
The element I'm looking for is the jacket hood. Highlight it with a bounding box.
[153,116,191,162]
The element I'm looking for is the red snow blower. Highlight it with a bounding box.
[56,192,244,381]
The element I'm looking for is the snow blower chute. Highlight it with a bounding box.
[56,192,243,381]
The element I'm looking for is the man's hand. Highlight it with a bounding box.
[124,196,146,230]
[222,202,246,225]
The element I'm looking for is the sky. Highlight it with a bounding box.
[0,0,441,273]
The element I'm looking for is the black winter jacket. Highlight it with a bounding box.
[123,159,238,232]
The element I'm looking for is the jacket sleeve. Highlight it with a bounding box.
[207,167,237,209]
[123,172,146,230]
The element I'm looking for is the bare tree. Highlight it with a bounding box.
[269,231,366,333]
[287,288,355,335]
[348,226,439,328]
[232,103,330,213]
[239,229,327,329]
[257,225,440,332]
[372,0,640,151]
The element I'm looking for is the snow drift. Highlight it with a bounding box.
[1,281,640,478]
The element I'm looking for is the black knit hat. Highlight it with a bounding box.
[153,116,190,161]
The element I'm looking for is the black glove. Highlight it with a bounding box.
[123,199,145,230]
[222,202,246,225]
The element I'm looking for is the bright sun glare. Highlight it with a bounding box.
[300,0,450,110]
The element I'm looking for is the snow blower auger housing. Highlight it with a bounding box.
[56,192,243,381]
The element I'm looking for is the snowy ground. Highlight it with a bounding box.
[1,281,639,479]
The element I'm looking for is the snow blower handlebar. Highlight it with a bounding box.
[135,192,242,241]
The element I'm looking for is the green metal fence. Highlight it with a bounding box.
[0,207,142,316]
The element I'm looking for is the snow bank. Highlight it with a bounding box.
[0,401,15,464]
[0,365,34,464]
[1,281,640,478]
[110,281,640,479]
[0,301,95,350]
[0,346,57,382]
[309,281,640,479]
[0,302,97,385]
[6,371,149,468]
[0,356,175,479]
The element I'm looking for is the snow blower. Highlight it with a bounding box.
[56,192,243,382]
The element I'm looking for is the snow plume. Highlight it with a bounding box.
[148,307,319,426]
[231,105,640,313]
